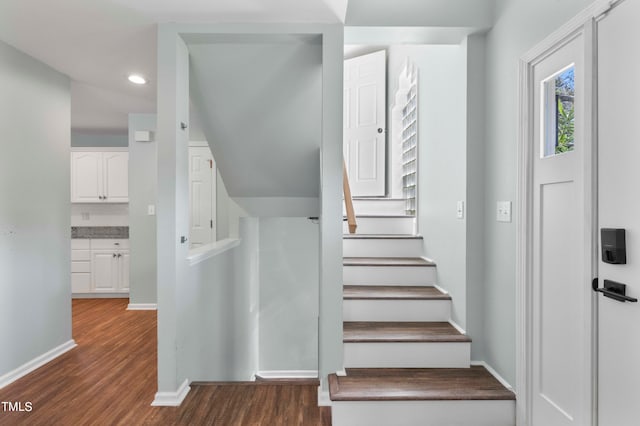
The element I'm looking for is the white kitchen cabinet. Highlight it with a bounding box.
[72,238,129,295]
[71,239,91,293]
[71,151,128,203]
[91,239,129,293]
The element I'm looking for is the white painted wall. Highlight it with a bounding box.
[389,45,468,328]
[71,132,128,147]
[0,39,72,377]
[188,37,322,211]
[178,219,259,381]
[482,0,593,385]
[128,113,157,305]
[464,35,487,361]
[258,218,319,372]
[70,204,129,226]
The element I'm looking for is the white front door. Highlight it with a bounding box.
[188,146,216,247]
[344,50,386,197]
[597,1,640,424]
[531,30,593,425]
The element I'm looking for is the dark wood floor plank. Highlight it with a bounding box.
[329,367,516,401]
[0,299,330,426]
[344,285,450,300]
[343,321,471,343]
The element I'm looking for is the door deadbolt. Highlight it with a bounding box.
[378,128,384,133]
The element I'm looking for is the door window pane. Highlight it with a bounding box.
[542,65,575,157]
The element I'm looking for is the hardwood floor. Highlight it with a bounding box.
[0,299,330,425]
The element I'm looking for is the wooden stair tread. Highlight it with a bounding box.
[329,366,515,401]
[342,234,422,240]
[344,285,450,300]
[343,322,470,343]
[343,257,436,267]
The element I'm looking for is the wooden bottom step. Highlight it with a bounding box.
[329,367,515,401]
[329,367,515,426]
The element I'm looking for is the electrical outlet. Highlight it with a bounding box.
[81,212,90,221]
[456,201,465,219]
[497,201,512,222]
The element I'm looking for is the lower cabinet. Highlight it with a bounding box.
[72,239,129,294]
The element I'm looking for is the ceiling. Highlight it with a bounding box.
[0,0,492,135]
[0,0,346,134]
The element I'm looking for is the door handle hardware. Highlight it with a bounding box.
[377,128,384,133]
[180,236,188,244]
[592,278,637,303]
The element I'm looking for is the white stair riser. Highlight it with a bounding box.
[343,265,436,286]
[343,299,450,322]
[343,199,407,216]
[343,217,415,235]
[331,400,516,426]
[343,238,423,258]
[344,342,470,368]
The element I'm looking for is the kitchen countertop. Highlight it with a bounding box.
[71,226,129,239]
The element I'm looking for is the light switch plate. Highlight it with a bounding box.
[456,201,465,219]
[148,205,156,216]
[497,201,512,222]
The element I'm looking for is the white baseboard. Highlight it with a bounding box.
[256,370,318,379]
[471,361,514,392]
[336,368,347,377]
[72,292,128,299]
[449,319,467,335]
[127,303,158,311]
[151,379,191,406]
[0,339,77,389]
[318,385,332,406]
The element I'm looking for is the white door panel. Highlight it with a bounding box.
[597,1,640,424]
[189,146,215,247]
[103,152,128,202]
[531,33,590,425]
[344,50,386,196]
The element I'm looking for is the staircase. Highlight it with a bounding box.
[330,206,515,426]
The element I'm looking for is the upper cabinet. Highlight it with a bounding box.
[71,151,128,203]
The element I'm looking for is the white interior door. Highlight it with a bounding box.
[188,146,216,248]
[531,32,592,425]
[597,1,640,424]
[344,50,386,197]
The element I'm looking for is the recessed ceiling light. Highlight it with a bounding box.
[128,74,147,85]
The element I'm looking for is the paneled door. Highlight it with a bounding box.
[188,146,216,247]
[530,30,592,425]
[597,1,640,424]
[344,50,386,197]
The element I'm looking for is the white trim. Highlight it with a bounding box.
[517,3,604,424]
[188,140,209,147]
[70,147,128,152]
[126,303,157,311]
[336,369,347,377]
[448,319,467,335]
[187,238,240,266]
[151,379,191,407]
[471,361,514,392]
[433,283,449,295]
[256,370,318,379]
[72,292,128,299]
[318,385,332,407]
[0,340,77,389]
